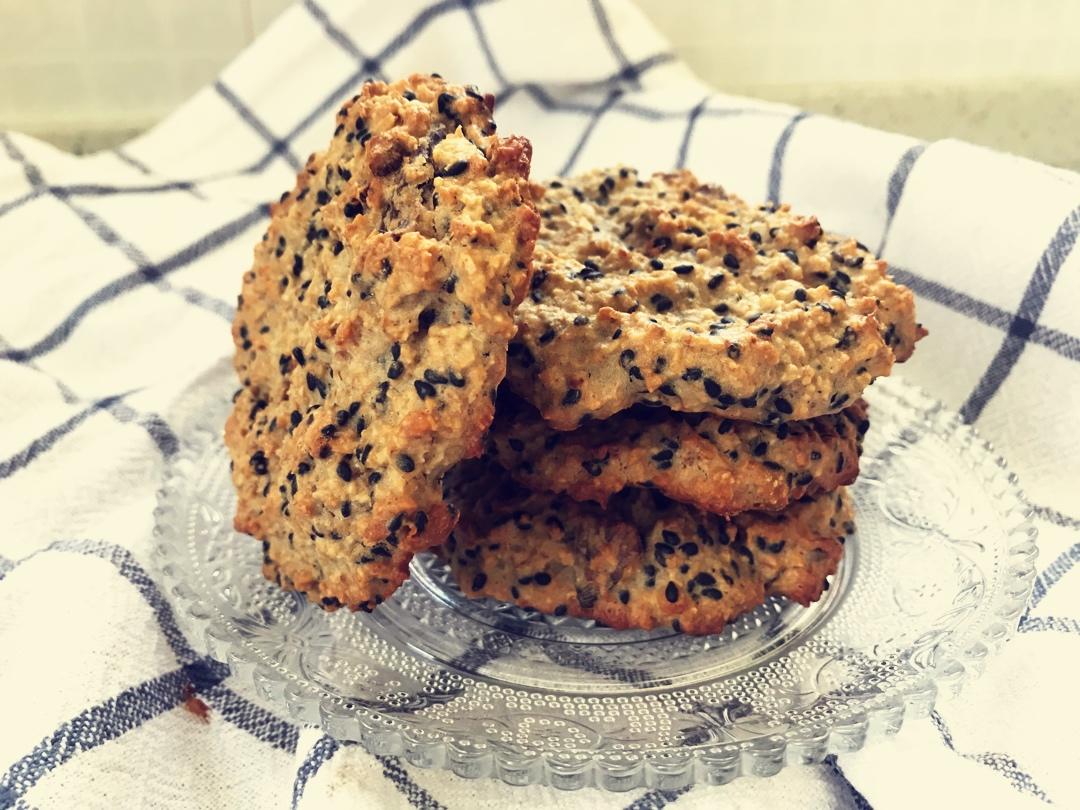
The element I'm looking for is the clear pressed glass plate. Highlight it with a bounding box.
[154,363,1037,790]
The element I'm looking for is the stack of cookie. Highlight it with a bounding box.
[440,168,924,633]
[225,75,923,635]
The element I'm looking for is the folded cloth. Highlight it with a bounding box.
[1,1,1077,808]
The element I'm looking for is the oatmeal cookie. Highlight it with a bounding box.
[443,464,850,634]
[507,167,924,429]
[488,392,866,515]
[226,74,538,611]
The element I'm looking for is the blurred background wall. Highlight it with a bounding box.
[1,0,1078,169]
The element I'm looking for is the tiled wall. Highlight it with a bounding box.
[2,0,1079,168]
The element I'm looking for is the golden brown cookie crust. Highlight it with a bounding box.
[226,74,538,611]
[507,167,924,430]
[443,464,851,635]
[489,393,866,515]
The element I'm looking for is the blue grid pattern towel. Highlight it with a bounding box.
[2,1,1078,807]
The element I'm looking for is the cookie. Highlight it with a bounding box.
[443,464,851,635]
[226,74,539,611]
[507,167,925,429]
[488,392,866,515]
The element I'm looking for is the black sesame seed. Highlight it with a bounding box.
[673,264,694,274]
[423,369,448,385]
[794,287,807,302]
[418,307,437,332]
[752,441,768,457]
[441,160,469,177]
[471,572,487,591]
[336,459,352,481]
[774,397,793,415]
[343,199,364,218]
[727,345,741,360]
[619,590,630,604]
[341,501,352,517]
[650,294,673,313]
[387,361,404,379]
[415,380,437,400]
[702,588,723,600]
[665,582,679,603]
[707,273,725,289]
[396,453,415,473]
[562,388,581,405]
[581,459,603,477]
[533,571,552,586]
[723,253,740,270]
[539,328,556,345]
[781,249,799,264]
[704,378,722,398]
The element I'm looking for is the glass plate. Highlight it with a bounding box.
[154,365,1037,790]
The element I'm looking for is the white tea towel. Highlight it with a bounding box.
[1,1,1078,808]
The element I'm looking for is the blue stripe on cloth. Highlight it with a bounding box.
[55,181,199,197]
[172,284,236,320]
[203,683,300,754]
[620,786,692,810]
[111,148,207,200]
[302,0,373,65]
[0,538,197,661]
[0,188,42,219]
[374,756,449,810]
[766,110,809,204]
[877,143,927,255]
[823,754,874,810]
[214,81,302,172]
[1030,502,1080,530]
[111,147,153,175]
[292,735,341,810]
[0,658,229,805]
[0,394,129,480]
[1027,542,1080,609]
[463,0,510,88]
[1019,615,1080,635]
[930,711,1052,804]
[0,132,237,345]
[0,334,180,458]
[675,96,709,169]
[0,202,266,363]
[0,537,304,761]
[960,204,1080,422]
[890,267,1080,364]
[559,90,623,175]
[590,0,637,89]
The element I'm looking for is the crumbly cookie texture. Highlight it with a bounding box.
[225,74,539,611]
[488,392,866,515]
[443,464,850,635]
[507,166,925,429]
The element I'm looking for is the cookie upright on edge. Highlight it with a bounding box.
[226,75,539,611]
[488,392,866,515]
[508,167,925,429]
[443,463,851,635]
